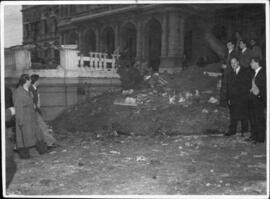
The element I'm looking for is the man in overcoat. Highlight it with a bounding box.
[224,57,252,136]
[248,57,266,143]
[220,40,238,107]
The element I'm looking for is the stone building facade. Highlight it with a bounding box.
[22,4,266,72]
[22,5,60,65]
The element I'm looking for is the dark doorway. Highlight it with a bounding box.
[102,27,115,54]
[147,19,161,72]
[83,29,96,56]
[121,23,137,65]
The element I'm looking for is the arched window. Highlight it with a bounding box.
[82,29,96,55]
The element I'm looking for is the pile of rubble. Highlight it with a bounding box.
[53,63,229,137]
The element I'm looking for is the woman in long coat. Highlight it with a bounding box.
[13,74,44,158]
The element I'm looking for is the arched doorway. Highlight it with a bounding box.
[121,22,137,65]
[101,27,115,54]
[82,29,96,56]
[67,31,78,45]
[146,19,162,72]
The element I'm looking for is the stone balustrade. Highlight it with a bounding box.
[78,52,119,72]
[5,44,120,78]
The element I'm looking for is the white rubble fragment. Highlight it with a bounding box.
[178,97,186,103]
[136,155,147,162]
[208,97,218,104]
[195,90,200,97]
[240,152,248,156]
[110,150,121,155]
[144,75,151,81]
[203,71,222,77]
[125,97,137,104]
[253,154,265,158]
[169,95,176,104]
[202,109,209,113]
[185,92,193,99]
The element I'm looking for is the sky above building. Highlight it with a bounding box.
[4,5,23,47]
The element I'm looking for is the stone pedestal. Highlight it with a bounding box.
[13,47,31,72]
[60,45,79,70]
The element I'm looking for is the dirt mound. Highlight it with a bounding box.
[52,64,229,137]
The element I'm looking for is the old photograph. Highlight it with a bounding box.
[1,0,269,197]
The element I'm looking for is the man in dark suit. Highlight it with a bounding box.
[248,57,266,143]
[224,57,252,136]
[239,40,252,69]
[220,40,238,107]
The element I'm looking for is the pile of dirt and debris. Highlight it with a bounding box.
[52,63,229,137]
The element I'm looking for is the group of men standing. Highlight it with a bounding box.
[220,39,266,143]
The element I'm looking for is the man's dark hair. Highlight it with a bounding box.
[239,39,247,45]
[17,74,30,87]
[31,74,40,84]
[226,40,234,45]
[251,56,262,65]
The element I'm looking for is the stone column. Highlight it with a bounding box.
[114,24,120,51]
[60,45,79,70]
[77,28,84,54]
[136,20,143,61]
[168,12,179,57]
[95,27,100,52]
[159,12,184,73]
[161,12,168,57]
[178,16,185,59]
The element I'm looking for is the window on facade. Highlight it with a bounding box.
[54,19,58,34]
[65,6,69,16]
[44,20,48,34]
[24,24,28,38]
[59,5,62,17]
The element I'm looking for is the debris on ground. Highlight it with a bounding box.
[136,155,147,162]
[208,96,219,104]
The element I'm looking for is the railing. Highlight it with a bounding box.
[5,45,120,78]
[78,52,119,72]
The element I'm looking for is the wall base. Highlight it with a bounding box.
[159,56,183,73]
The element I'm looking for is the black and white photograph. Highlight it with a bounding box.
[1,0,269,197]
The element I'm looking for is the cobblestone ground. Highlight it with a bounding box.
[6,132,266,196]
